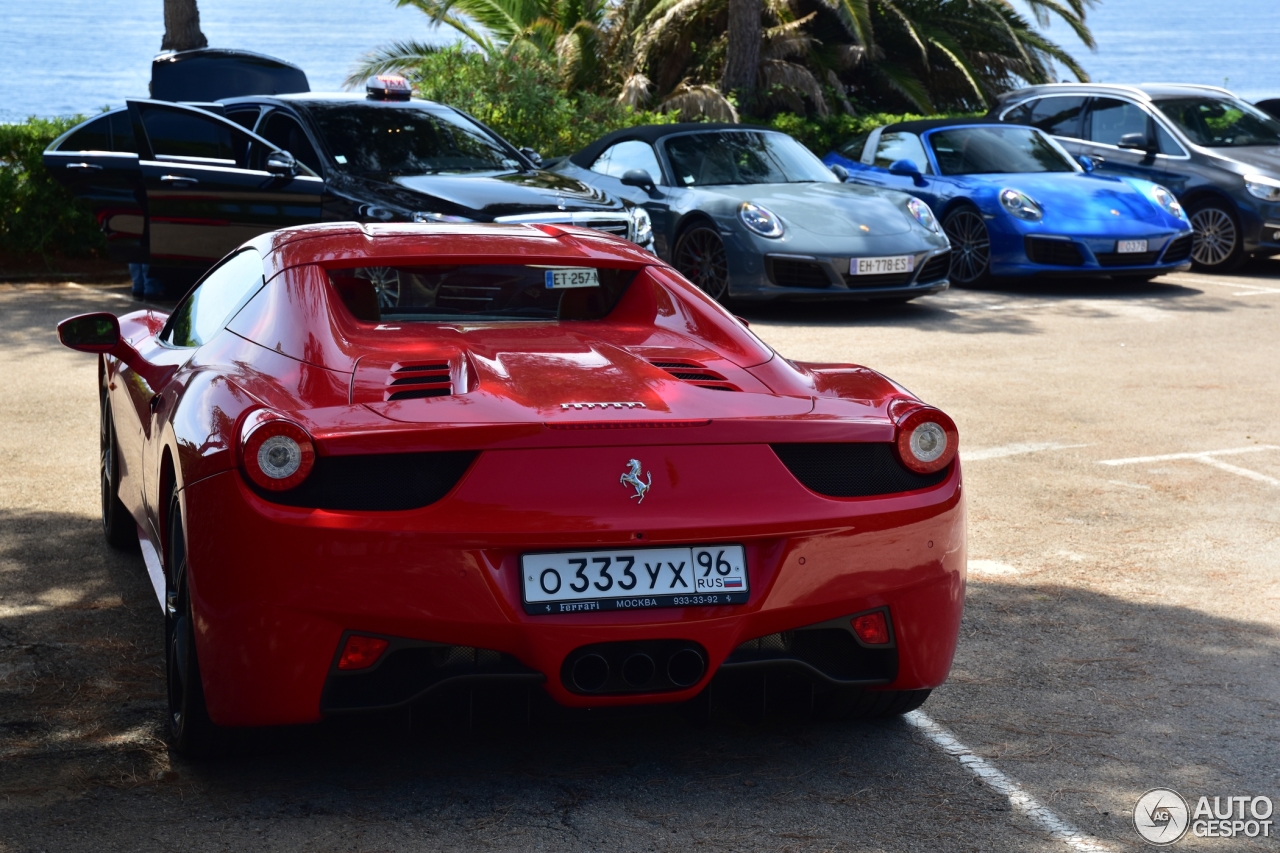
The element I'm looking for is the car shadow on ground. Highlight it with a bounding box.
[2,507,1278,851]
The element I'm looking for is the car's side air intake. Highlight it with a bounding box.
[771,442,949,497]
[386,363,452,400]
[649,360,741,392]
[249,451,477,510]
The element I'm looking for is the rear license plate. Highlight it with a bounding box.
[1117,239,1149,254]
[521,545,748,614]
[850,255,914,275]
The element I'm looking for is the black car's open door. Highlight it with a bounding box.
[43,110,149,263]
[125,99,323,266]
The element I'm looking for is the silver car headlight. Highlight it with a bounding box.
[906,197,940,232]
[1244,174,1280,202]
[629,205,654,246]
[413,212,473,223]
[999,188,1043,221]
[739,202,784,238]
[1151,185,1186,219]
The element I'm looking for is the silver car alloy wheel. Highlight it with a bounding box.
[943,209,990,284]
[1189,207,1237,268]
[355,267,402,309]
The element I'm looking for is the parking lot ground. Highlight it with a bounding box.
[1,262,1277,852]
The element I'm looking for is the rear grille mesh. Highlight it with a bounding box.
[771,442,948,497]
[249,451,477,510]
[1024,236,1085,266]
[649,360,740,392]
[766,258,832,288]
[1161,233,1193,263]
[916,252,951,283]
[386,362,451,401]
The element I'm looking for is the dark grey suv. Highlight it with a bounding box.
[992,83,1280,272]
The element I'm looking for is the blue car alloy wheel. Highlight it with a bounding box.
[943,208,991,285]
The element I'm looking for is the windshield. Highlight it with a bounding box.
[663,131,837,186]
[1154,97,1280,147]
[928,126,1076,175]
[329,264,638,322]
[307,104,524,177]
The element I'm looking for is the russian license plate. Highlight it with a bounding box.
[850,255,914,275]
[544,267,600,289]
[1117,239,1149,254]
[521,545,748,614]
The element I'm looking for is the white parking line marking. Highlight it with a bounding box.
[1098,445,1278,465]
[905,712,1117,853]
[138,532,166,610]
[1168,275,1280,296]
[1195,456,1280,487]
[968,560,1021,576]
[964,442,1089,462]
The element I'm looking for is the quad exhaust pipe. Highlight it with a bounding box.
[563,641,706,694]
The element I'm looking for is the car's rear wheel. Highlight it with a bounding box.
[355,266,402,308]
[813,687,931,720]
[674,225,730,302]
[100,399,135,550]
[942,207,991,285]
[1188,200,1245,272]
[165,495,225,758]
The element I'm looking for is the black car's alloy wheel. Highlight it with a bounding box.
[356,266,402,308]
[674,226,730,302]
[165,496,224,757]
[943,208,991,285]
[100,399,135,549]
[1188,201,1244,271]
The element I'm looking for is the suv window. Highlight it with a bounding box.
[138,105,249,165]
[261,112,323,175]
[1028,96,1087,138]
[1087,98,1151,147]
[591,140,664,184]
[164,250,265,347]
[872,132,932,173]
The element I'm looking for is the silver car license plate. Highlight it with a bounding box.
[521,545,748,614]
[1117,239,1149,254]
[850,255,915,275]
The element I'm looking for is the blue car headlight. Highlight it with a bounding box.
[1151,185,1187,219]
[629,205,654,246]
[906,197,940,232]
[739,202,784,238]
[1244,174,1280,202]
[999,189,1043,221]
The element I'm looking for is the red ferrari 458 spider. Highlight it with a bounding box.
[58,222,965,755]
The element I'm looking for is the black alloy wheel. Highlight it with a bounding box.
[165,494,224,757]
[100,399,135,549]
[1188,200,1245,272]
[674,225,731,302]
[942,207,991,286]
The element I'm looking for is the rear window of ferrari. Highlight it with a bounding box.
[328,264,639,322]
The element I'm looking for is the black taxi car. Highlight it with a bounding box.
[44,75,651,281]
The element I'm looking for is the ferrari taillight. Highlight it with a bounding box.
[891,402,958,474]
[241,414,315,491]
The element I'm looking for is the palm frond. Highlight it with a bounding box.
[617,73,654,108]
[660,83,739,121]
[759,59,830,116]
[344,39,464,89]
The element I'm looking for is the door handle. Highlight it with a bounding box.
[160,175,198,185]
[66,162,103,171]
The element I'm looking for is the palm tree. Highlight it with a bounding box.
[162,0,207,51]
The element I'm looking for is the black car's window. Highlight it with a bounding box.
[591,140,664,185]
[329,265,638,323]
[1027,96,1087,138]
[929,126,1075,175]
[835,131,872,160]
[307,104,523,177]
[1086,98,1151,147]
[663,131,836,186]
[62,114,111,152]
[871,131,932,173]
[138,105,249,166]
[225,108,260,131]
[1154,96,1280,147]
[109,110,137,153]
[261,112,323,175]
[164,250,265,347]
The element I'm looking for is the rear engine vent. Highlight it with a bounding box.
[772,443,948,497]
[916,252,951,283]
[1024,236,1085,266]
[766,257,832,288]
[249,451,477,511]
[1161,233,1193,263]
[649,360,740,392]
[386,362,452,401]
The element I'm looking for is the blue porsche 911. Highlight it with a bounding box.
[823,119,1194,285]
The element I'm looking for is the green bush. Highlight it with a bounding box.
[762,111,931,156]
[0,116,105,262]
[411,46,675,158]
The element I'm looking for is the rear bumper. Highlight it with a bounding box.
[181,446,966,727]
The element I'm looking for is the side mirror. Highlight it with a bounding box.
[620,169,658,195]
[888,158,927,186]
[1077,154,1095,173]
[829,163,850,181]
[58,312,120,353]
[266,150,298,177]
[1117,133,1152,152]
[519,147,543,167]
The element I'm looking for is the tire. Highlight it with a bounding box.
[355,266,402,309]
[673,224,731,302]
[1188,199,1246,272]
[100,399,136,550]
[813,687,931,721]
[165,494,226,758]
[942,207,992,286]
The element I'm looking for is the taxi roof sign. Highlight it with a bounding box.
[366,75,412,101]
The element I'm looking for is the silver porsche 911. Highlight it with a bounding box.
[552,123,952,303]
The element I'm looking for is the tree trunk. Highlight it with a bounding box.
[162,0,208,52]
[721,0,761,111]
